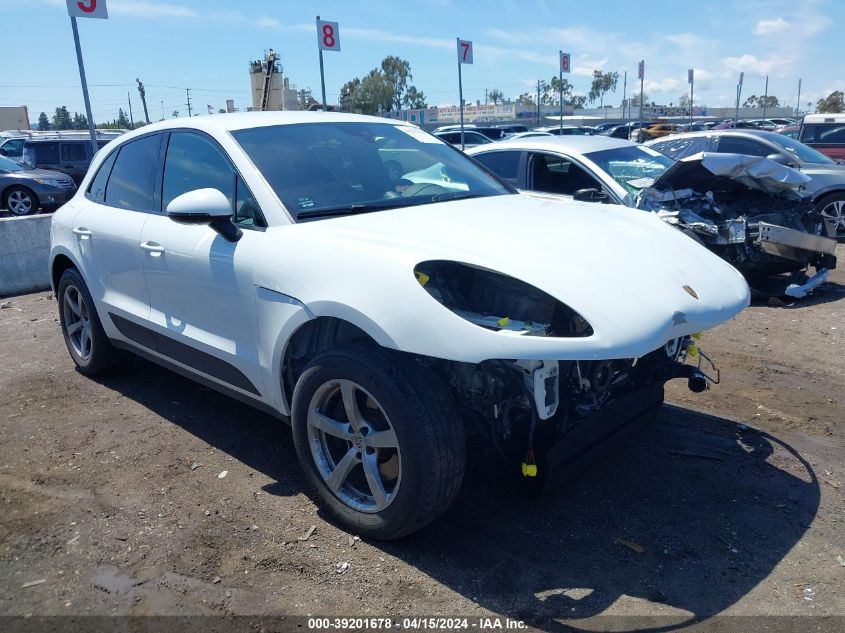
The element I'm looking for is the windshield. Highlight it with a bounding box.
[584,145,674,195]
[766,133,835,165]
[0,155,23,172]
[232,122,513,220]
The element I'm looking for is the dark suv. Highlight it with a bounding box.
[22,137,113,185]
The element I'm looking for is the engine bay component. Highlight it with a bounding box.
[414,260,593,338]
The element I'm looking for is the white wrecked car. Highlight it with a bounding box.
[469,136,837,297]
[50,112,749,539]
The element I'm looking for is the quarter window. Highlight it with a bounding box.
[104,134,162,211]
[87,150,118,203]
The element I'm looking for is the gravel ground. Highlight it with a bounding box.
[0,247,843,631]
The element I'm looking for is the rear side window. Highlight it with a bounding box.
[105,135,162,211]
[162,132,233,210]
[33,142,59,164]
[800,124,845,144]
[61,143,87,162]
[87,151,118,202]
[474,151,522,185]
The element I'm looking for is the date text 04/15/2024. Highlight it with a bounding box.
[307,617,528,630]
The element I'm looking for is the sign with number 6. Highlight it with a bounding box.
[457,39,473,65]
[317,19,340,51]
[66,0,108,19]
[560,52,571,74]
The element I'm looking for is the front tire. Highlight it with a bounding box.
[817,192,845,240]
[5,186,38,216]
[57,268,117,376]
[291,343,465,539]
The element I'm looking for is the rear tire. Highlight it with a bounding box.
[57,268,117,376]
[291,342,465,539]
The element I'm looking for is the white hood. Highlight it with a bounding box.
[256,194,750,363]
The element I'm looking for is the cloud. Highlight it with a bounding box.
[255,16,280,29]
[753,17,790,35]
[343,27,452,49]
[108,1,198,18]
[644,77,682,94]
[722,54,780,76]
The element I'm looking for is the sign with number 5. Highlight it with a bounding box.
[317,19,340,51]
[457,39,473,65]
[66,0,108,19]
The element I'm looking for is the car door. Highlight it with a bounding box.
[139,130,268,398]
[59,142,89,185]
[72,133,163,329]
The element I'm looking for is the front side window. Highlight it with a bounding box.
[715,136,771,157]
[232,122,512,221]
[584,145,674,196]
[105,134,162,211]
[2,139,24,154]
[163,132,234,210]
[61,143,87,162]
[529,153,602,195]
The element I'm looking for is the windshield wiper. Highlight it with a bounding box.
[430,192,490,203]
[296,202,405,220]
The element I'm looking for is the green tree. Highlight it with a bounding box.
[516,92,535,106]
[588,70,620,109]
[37,112,50,130]
[744,94,781,108]
[403,85,427,109]
[380,56,411,111]
[72,112,88,130]
[52,106,72,130]
[218,108,226,114]
[488,88,504,104]
[817,91,844,113]
[569,95,588,109]
[116,108,129,128]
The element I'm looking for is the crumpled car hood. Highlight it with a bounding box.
[650,152,811,193]
[259,194,750,363]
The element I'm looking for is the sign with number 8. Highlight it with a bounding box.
[317,19,340,51]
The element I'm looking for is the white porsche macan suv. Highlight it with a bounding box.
[50,112,750,539]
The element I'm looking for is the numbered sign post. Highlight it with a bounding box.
[638,60,645,138]
[688,68,694,124]
[456,38,473,150]
[559,51,570,132]
[66,0,107,156]
[316,16,340,111]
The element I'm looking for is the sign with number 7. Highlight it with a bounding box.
[457,39,473,65]
[66,0,108,19]
[317,19,340,51]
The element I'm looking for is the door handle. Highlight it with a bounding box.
[72,226,92,239]
[140,241,165,254]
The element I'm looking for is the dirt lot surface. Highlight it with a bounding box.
[1,247,843,631]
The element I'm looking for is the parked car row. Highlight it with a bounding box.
[1,132,121,215]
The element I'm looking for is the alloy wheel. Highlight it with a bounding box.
[62,285,92,361]
[306,379,401,513]
[7,190,33,215]
[821,199,845,238]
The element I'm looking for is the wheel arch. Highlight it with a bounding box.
[811,186,845,204]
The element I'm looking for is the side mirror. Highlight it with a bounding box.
[166,188,242,242]
[766,153,799,168]
[573,188,609,203]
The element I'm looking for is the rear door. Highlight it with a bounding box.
[72,133,163,331]
[59,142,89,185]
[139,130,268,398]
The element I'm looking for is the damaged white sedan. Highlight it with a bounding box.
[50,112,749,539]
[469,136,837,297]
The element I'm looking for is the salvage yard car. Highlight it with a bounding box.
[645,129,845,239]
[469,136,837,297]
[50,112,749,539]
